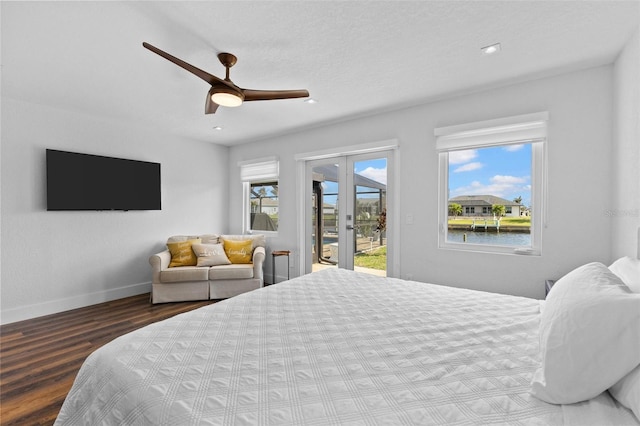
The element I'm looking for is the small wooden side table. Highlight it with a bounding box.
[271,250,290,284]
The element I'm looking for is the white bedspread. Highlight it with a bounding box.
[55,268,636,425]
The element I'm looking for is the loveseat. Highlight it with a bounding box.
[149,234,265,303]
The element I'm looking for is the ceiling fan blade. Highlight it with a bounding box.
[242,89,310,102]
[143,42,231,88]
[205,87,219,114]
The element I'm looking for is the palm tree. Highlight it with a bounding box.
[492,204,506,219]
[449,203,462,218]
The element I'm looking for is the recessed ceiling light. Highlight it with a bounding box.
[304,98,318,104]
[481,43,501,55]
[213,126,223,131]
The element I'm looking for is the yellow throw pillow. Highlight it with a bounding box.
[167,238,201,267]
[223,239,253,264]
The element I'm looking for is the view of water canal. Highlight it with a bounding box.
[447,229,531,246]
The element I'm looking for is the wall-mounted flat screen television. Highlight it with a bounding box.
[46,149,161,211]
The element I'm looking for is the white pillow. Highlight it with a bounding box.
[191,243,231,267]
[609,256,640,293]
[610,364,640,422]
[531,262,640,404]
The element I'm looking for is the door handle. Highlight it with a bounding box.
[346,225,354,230]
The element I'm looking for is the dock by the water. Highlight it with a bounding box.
[472,219,499,230]
[448,220,530,233]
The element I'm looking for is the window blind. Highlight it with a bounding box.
[239,158,279,182]
[435,112,548,151]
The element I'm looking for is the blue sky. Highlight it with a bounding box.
[317,149,531,207]
[448,144,532,206]
[355,158,387,186]
[318,158,387,205]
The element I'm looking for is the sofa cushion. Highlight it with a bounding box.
[209,264,254,280]
[167,238,201,267]
[223,239,253,264]
[168,234,220,244]
[200,234,220,245]
[192,243,231,267]
[160,266,209,283]
[167,235,200,243]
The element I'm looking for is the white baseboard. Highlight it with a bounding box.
[0,281,152,325]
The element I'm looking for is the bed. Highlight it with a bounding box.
[55,252,640,425]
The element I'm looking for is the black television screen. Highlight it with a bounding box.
[46,149,161,211]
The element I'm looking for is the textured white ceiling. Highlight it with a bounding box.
[2,1,639,146]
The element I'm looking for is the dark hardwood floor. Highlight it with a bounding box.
[0,294,217,425]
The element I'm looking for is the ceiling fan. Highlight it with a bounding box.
[142,42,310,114]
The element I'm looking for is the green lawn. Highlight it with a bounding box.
[354,246,387,270]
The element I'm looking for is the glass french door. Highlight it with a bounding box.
[307,151,390,276]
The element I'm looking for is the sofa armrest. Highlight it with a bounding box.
[149,250,171,284]
[252,246,266,284]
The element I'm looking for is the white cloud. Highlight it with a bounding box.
[453,162,483,173]
[449,149,478,165]
[357,166,387,185]
[450,174,531,202]
[503,144,524,152]
[490,175,528,184]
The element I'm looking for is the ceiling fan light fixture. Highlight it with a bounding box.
[143,43,309,114]
[211,87,244,107]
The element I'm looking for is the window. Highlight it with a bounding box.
[436,112,547,255]
[240,158,279,233]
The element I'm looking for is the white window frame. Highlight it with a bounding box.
[436,112,548,256]
[239,157,279,235]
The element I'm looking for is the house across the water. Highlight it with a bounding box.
[449,195,527,217]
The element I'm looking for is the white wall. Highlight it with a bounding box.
[229,65,615,299]
[0,98,229,324]
[0,55,626,324]
[612,28,640,259]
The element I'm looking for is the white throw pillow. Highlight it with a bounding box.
[191,243,231,267]
[609,256,640,293]
[610,364,640,422]
[531,262,640,404]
